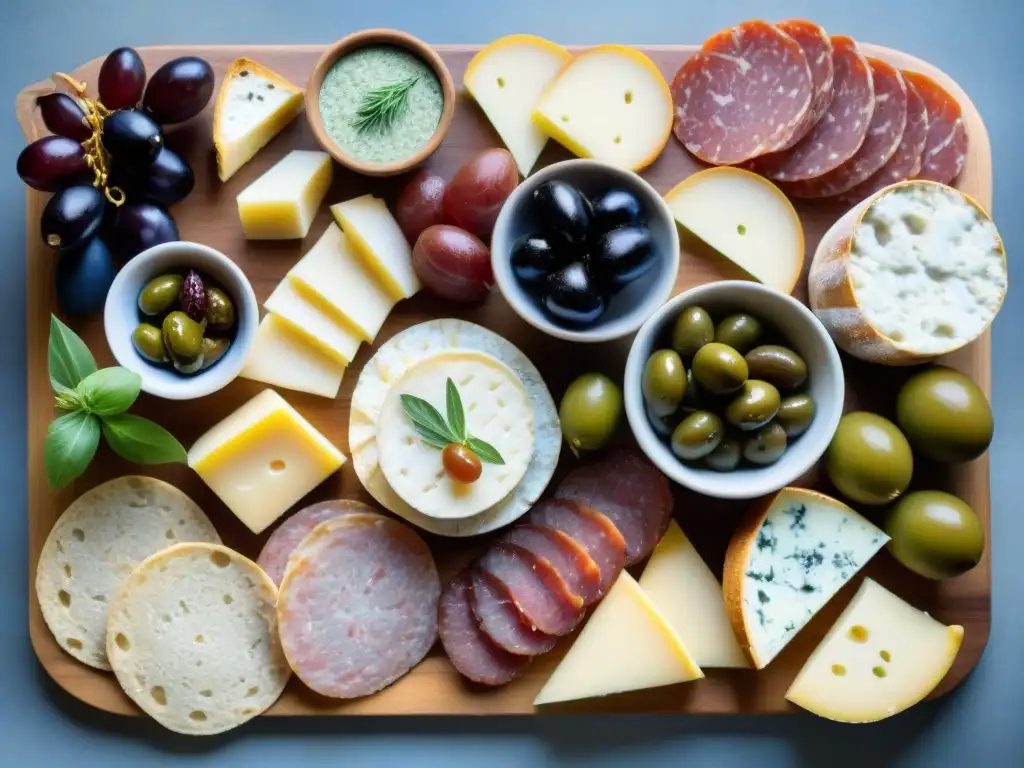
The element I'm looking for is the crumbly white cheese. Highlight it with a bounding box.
[219,72,298,142]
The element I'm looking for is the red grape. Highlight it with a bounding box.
[412,225,493,303]
[36,93,91,142]
[143,57,214,125]
[41,185,105,250]
[442,149,519,238]
[109,202,179,260]
[98,47,146,110]
[17,136,90,192]
[395,170,449,244]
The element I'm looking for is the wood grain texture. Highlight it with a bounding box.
[18,42,992,719]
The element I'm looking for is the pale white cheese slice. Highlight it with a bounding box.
[264,278,361,364]
[331,195,421,300]
[239,314,346,399]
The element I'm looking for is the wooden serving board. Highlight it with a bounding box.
[19,42,992,718]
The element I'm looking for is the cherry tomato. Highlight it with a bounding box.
[442,148,518,238]
[443,443,482,483]
[395,170,449,244]
[412,225,493,302]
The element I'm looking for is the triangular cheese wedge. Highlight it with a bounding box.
[533,571,703,706]
[214,58,304,182]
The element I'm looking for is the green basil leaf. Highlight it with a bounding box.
[415,429,451,450]
[100,413,187,465]
[446,378,467,443]
[467,436,505,465]
[48,314,96,393]
[44,410,100,489]
[400,394,457,443]
[54,389,83,412]
[76,367,142,416]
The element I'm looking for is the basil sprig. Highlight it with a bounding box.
[400,377,505,465]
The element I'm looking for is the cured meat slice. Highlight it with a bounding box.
[671,20,813,164]
[469,568,557,656]
[439,573,531,685]
[554,449,673,566]
[500,524,602,607]
[783,59,908,198]
[528,499,626,596]
[901,70,968,184]
[478,543,582,635]
[755,36,875,181]
[774,20,835,150]
[277,513,440,699]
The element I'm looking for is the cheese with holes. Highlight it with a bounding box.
[188,389,345,533]
[376,350,534,520]
[723,488,889,669]
[639,520,749,668]
[532,45,673,171]
[331,195,421,300]
[464,35,571,176]
[665,167,806,294]
[810,180,1007,364]
[240,314,346,399]
[213,58,304,182]
[264,278,361,364]
[534,571,703,705]
[237,150,332,239]
[786,578,964,722]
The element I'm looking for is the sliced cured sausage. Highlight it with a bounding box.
[528,499,626,596]
[783,59,908,198]
[671,20,813,164]
[469,568,556,656]
[755,36,874,181]
[439,572,531,686]
[901,70,968,184]
[774,20,835,150]
[277,513,440,699]
[500,524,602,607]
[478,543,582,635]
[554,449,673,566]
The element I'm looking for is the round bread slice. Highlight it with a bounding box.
[35,476,220,670]
[106,543,290,735]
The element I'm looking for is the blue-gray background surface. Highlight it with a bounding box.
[1,1,1021,765]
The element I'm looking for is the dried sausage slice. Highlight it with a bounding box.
[478,544,582,635]
[469,568,556,656]
[500,524,602,607]
[774,20,835,150]
[901,70,968,185]
[528,499,626,597]
[671,20,813,164]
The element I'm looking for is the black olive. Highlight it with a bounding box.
[541,261,607,326]
[532,180,591,251]
[511,233,573,292]
[588,226,656,292]
[590,188,644,235]
[101,109,164,166]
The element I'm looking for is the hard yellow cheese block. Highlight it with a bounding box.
[638,520,750,668]
[534,571,703,706]
[240,314,346,399]
[237,150,332,239]
[331,195,421,300]
[264,278,361,364]
[786,578,963,723]
[188,389,346,533]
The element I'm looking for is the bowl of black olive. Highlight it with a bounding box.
[491,159,679,342]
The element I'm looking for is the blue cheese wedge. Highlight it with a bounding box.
[723,487,889,669]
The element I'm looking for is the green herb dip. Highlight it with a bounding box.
[319,45,444,164]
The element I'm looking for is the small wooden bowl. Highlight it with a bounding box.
[305,29,456,177]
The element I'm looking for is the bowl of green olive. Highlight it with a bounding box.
[624,281,844,499]
[103,241,258,400]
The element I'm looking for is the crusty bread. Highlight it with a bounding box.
[721,497,771,668]
[35,476,219,670]
[106,543,290,735]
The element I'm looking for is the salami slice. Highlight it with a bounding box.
[755,36,875,181]
[478,544,582,635]
[671,20,813,164]
[901,70,968,184]
[439,573,530,686]
[527,499,626,596]
[500,524,602,607]
[277,513,440,699]
[783,59,908,198]
[469,568,556,656]
[774,20,835,150]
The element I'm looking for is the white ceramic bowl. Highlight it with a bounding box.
[103,241,259,400]
[491,159,679,343]
[624,281,845,499]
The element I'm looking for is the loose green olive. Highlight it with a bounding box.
[724,380,781,431]
[744,345,808,390]
[642,350,686,417]
[670,410,723,461]
[896,367,993,463]
[204,286,236,333]
[705,435,742,472]
[884,491,985,580]
[671,306,714,358]
[162,310,205,374]
[776,394,816,438]
[200,337,231,370]
[131,323,168,363]
[714,314,763,354]
[138,273,183,316]
[559,373,623,454]
[826,412,913,505]
[743,422,788,465]
[692,342,748,394]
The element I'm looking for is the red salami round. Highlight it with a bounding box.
[671,20,813,165]
[527,499,625,597]
[477,544,582,636]
[774,20,835,150]
[901,70,968,185]
[500,524,602,607]
[469,568,556,656]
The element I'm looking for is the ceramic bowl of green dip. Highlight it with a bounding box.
[306,29,456,176]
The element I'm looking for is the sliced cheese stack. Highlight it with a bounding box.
[236,150,332,239]
[331,195,422,300]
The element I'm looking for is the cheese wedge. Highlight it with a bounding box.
[240,315,346,399]
[786,579,964,722]
[237,150,332,239]
[665,167,806,294]
[264,278,361,364]
[464,35,571,176]
[638,521,750,668]
[534,571,702,706]
[214,58,304,182]
[331,195,421,300]
[532,45,672,171]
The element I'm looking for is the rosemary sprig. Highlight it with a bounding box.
[400,378,505,465]
[351,76,418,135]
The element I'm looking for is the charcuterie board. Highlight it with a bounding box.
[19,41,992,717]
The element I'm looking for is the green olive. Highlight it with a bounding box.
[884,491,985,580]
[204,286,236,333]
[896,367,993,463]
[692,342,748,394]
[776,394,816,438]
[671,306,714,358]
[560,373,623,454]
[670,410,723,461]
[138,273,183,316]
[705,435,742,472]
[724,380,781,431]
[714,314,763,354]
[679,368,705,413]
[200,337,231,370]
[646,403,682,437]
[131,323,168,363]
[642,350,686,417]
[743,422,788,465]
[744,345,808,390]
[826,412,913,505]
[162,310,205,375]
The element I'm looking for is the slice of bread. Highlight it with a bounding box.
[106,543,291,735]
[214,58,304,182]
[35,476,220,670]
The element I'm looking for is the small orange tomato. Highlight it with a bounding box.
[443,443,482,483]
